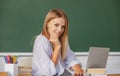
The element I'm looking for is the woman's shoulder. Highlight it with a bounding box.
[35,34,49,43]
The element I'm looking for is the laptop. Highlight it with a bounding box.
[87,47,110,68]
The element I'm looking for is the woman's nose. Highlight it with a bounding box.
[58,27,62,32]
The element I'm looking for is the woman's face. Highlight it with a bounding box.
[47,17,65,39]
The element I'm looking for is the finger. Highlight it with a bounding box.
[73,73,77,76]
[75,72,82,76]
[76,72,80,76]
[79,72,84,76]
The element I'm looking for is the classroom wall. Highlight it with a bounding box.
[0,52,120,72]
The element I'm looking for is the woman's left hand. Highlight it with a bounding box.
[73,69,84,76]
[71,64,84,76]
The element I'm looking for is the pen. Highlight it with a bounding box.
[4,56,8,63]
[12,56,18,64]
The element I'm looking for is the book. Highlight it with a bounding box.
[86,68,106,74]
[18,66,32,74]
[19,73,31,76]
[107,74,120,76]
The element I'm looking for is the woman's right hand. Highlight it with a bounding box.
[50,39,61,50]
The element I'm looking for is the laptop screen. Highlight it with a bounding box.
[87,47,110,68]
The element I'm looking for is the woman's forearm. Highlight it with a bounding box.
[51,46,61,65]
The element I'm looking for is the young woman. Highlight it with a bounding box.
[32,9,84,76]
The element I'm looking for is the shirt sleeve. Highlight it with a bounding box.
[64,43,82,69]
[32,35,56,76]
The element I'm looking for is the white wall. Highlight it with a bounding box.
[0,52,120,72]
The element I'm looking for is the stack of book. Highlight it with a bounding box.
[86,68,106,74]
[18,66,32,76]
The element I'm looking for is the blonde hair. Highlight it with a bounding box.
[42,9,68,60]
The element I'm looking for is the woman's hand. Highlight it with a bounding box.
[71,64,84,76]
[50,39,61,50]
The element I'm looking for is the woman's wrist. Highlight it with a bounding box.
[71,64,84,76]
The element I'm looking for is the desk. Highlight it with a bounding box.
[87,74,120,76]
[0,65,31,76]
[1,72,120,76]
[0,72,7,76]
[107,74,120,76]
[0,72,31,76]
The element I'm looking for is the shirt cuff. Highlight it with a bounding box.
[67,60,81,69]
[49,60,57,75]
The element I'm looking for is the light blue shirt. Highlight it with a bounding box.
[32,34,81,76]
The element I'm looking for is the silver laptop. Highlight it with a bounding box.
[87,47,110,68]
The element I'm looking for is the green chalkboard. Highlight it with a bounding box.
[0,0,120,52]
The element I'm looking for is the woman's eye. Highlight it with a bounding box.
[62,26,65,29]
[55,24,59,27]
